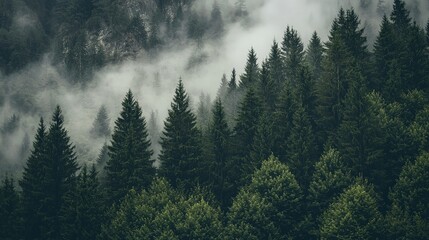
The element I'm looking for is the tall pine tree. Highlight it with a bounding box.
[106,90,154,204]
[159,80,203,189]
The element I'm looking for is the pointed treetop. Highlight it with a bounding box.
[391,0,411,27]
[229,68,237,90]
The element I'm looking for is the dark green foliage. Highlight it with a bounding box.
[41,106,79,239]
[286,102,317,190]
[227,156,303,239]
[159,80,203,189]
[316,8,369,142]
[20,118,47,240]
[0,176,22,240]
[106,90,154,203]
[232,88,262,184]
[257,60,277,112]
[307,147,353,238]
[240,48,260,90]
[282,26,304,83]
[305,31,324,81]
[387,153,429,239]
[320,183,383,239]
[91,105,111,138]
[268,40,285,90]
[61,165,104,240]
[208,99,232,206]
[100,178,223,240]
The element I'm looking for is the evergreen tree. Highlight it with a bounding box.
[320,183,383,239]
[240,48,259,90]
[232,88,262,185]
[227,156,303,239]
[268,40,285,91]
[196,92,211,133]
[0,176,22,240]
[286,102,317,190]
[106,90,154,203]
[90,105,111,138]
[273,82,295,163]
[228,68,237,91]
[282,26,304,84]
[257,59,277,112]
[208,2,224,39]
[250,113,276,168]
[20,118,47,240]
[316,8,368,143]
[208,99,231,206]
[387,153,429,239]
[305,31,323,81]
[337,69,386,191]
[40,106,79,239]
[61,165,104,240]
[307,147,353,238]
[159,80,203,189]
[216,73,229,101]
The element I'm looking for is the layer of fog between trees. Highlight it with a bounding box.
[0,0,428,177]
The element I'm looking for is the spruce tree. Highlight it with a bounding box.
[307,147,353,238]
[0,176,22,240]
[337,68,386,190]
[240,47,259,90]
[209,99,231,206]
[305,31,323,81]
[257,59,277,112]
[320,183,383,239]
[106,90,154,204]
[282,26,304,83]
[20,118,47,240]
[159,80,203,189]
[286,102,317,190]
[268,40,285,91]
[90,105,111,138]
[387,153,429,239]
[61,165,104,240]
[40,106,79,239]
[232,87,262,185]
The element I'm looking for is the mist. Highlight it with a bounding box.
[0,0,428,177]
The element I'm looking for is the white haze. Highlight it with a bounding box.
[0,0,428,177]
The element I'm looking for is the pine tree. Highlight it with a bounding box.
[61,165,104,240]
[282,26,304,84]
[305,31,323,81]
[106,90,154,204]
[387,153,429,239]
[257,59,277,112]
[273,82,295,163]
[307,147,353,238]
[90,105,111,138]
[0,176,22,240]
[391,0,411,29]
[196,92,211,133]
[320,183,383,239]
[232,88,262,185]
[251,113,276,167]
[286,102,317,190]
[159,80,203,189]
[216,73,229,101]
[268,40,285,90]
[40,106,79,239]
[208,99,231,206]
[337,68,385,189]
[227,156,303,239]
[316,8,368,143]
[240,47,259,90]
[20,118,47,240]
[228,68,237,91]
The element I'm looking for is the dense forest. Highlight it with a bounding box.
[1,0,429,239]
